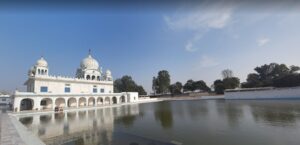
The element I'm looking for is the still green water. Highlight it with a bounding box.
[19,100,300,145]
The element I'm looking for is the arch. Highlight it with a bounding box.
[104,97,110,105]
[40,98,53,110]
[120,96,126,103]
[92,75,96,80]
[97,76,100,81]
[55,98,66,108]
[112,96,117,104]
[88,97,95,106]
[68,98,77,108]
[38,69,41,74]
[79,97,86,107]
[45,70,47,74]
[86,75,91,80]
[41,69,44,75]
[20,98,34,111]
[97,97,103,106]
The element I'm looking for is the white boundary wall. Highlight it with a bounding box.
[225,87,300,100]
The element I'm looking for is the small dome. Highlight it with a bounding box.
[80,54,99,70]
[36,57,48,67]
[106,69,112,76]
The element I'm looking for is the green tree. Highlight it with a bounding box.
[114,75,147,95]
[169,82,183,95]
[183,80,211,92]
[152,77,158,94]
[214,70,240,94]
[193,80,211,92]
[223,77,240,89]
[183,79,195,92]
[241,73,262,88]
[154,70,171,94]
[136,85,147,95]
[214,79,225,94]
[242,63,300,88]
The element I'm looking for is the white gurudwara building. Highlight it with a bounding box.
[12,52,138,112]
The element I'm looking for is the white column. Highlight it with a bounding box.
[52,97,57,110]
[76,97,79,108]
[34,97,42,111]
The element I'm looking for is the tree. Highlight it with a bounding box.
[214,70,240,94]
[169,82,183,95]
[241,73,262,88]
[273,74,300,87]
[222,69,234,79]
[153,70,171,94]
[193,80,211,92]
[152,77,158,94]
[214,79,225,94]
[183,79,195,92]
[137,85,147,95]
[183,79,211,92]
[114,75,147,95]
[223,77,240,89]
[290,65,300,74]
[242,63,300,88]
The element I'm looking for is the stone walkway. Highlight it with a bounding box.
[0,113,26,145]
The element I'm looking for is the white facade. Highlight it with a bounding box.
[13,52,139,112]
[225,87,300,99]
[0,94,11,105]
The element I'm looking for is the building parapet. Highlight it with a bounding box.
[13,91,133,97]
[31,75,113,84]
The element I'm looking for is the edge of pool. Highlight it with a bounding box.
[7,99,163,145]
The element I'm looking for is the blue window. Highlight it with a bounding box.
[93,88,97,93]
[65,87,71,93]
[101,88,104,93]
[40,86,48,92]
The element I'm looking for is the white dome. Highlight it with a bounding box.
[80,54,99,70]
[106,69,112,76]
[36,57,48,67]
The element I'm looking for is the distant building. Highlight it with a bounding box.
[13,51,138,112]
[0,93,11,105]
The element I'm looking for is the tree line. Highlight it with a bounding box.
[152,70,211,95]
[114,62,300,96]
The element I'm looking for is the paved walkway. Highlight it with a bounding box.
[0,111,26,145]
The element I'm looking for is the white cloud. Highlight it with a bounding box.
[257,37,270,46]
[184,33,204,52]
[164,2,235,52]
[200,55,219,67]
[165,6,233,31]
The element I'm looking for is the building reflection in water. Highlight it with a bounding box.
[17,104,140,145]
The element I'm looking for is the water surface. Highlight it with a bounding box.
[19,100,300,145]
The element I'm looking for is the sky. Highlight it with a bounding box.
[1,0,300,93]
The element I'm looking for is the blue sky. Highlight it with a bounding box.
[1,1,300,93]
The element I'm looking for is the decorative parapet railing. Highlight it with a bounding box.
[31,75,113,84]
[13,91,126,97]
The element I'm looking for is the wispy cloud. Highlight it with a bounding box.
[257,37,270,46]
[164,2,236,52]
[200,55,219,67]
